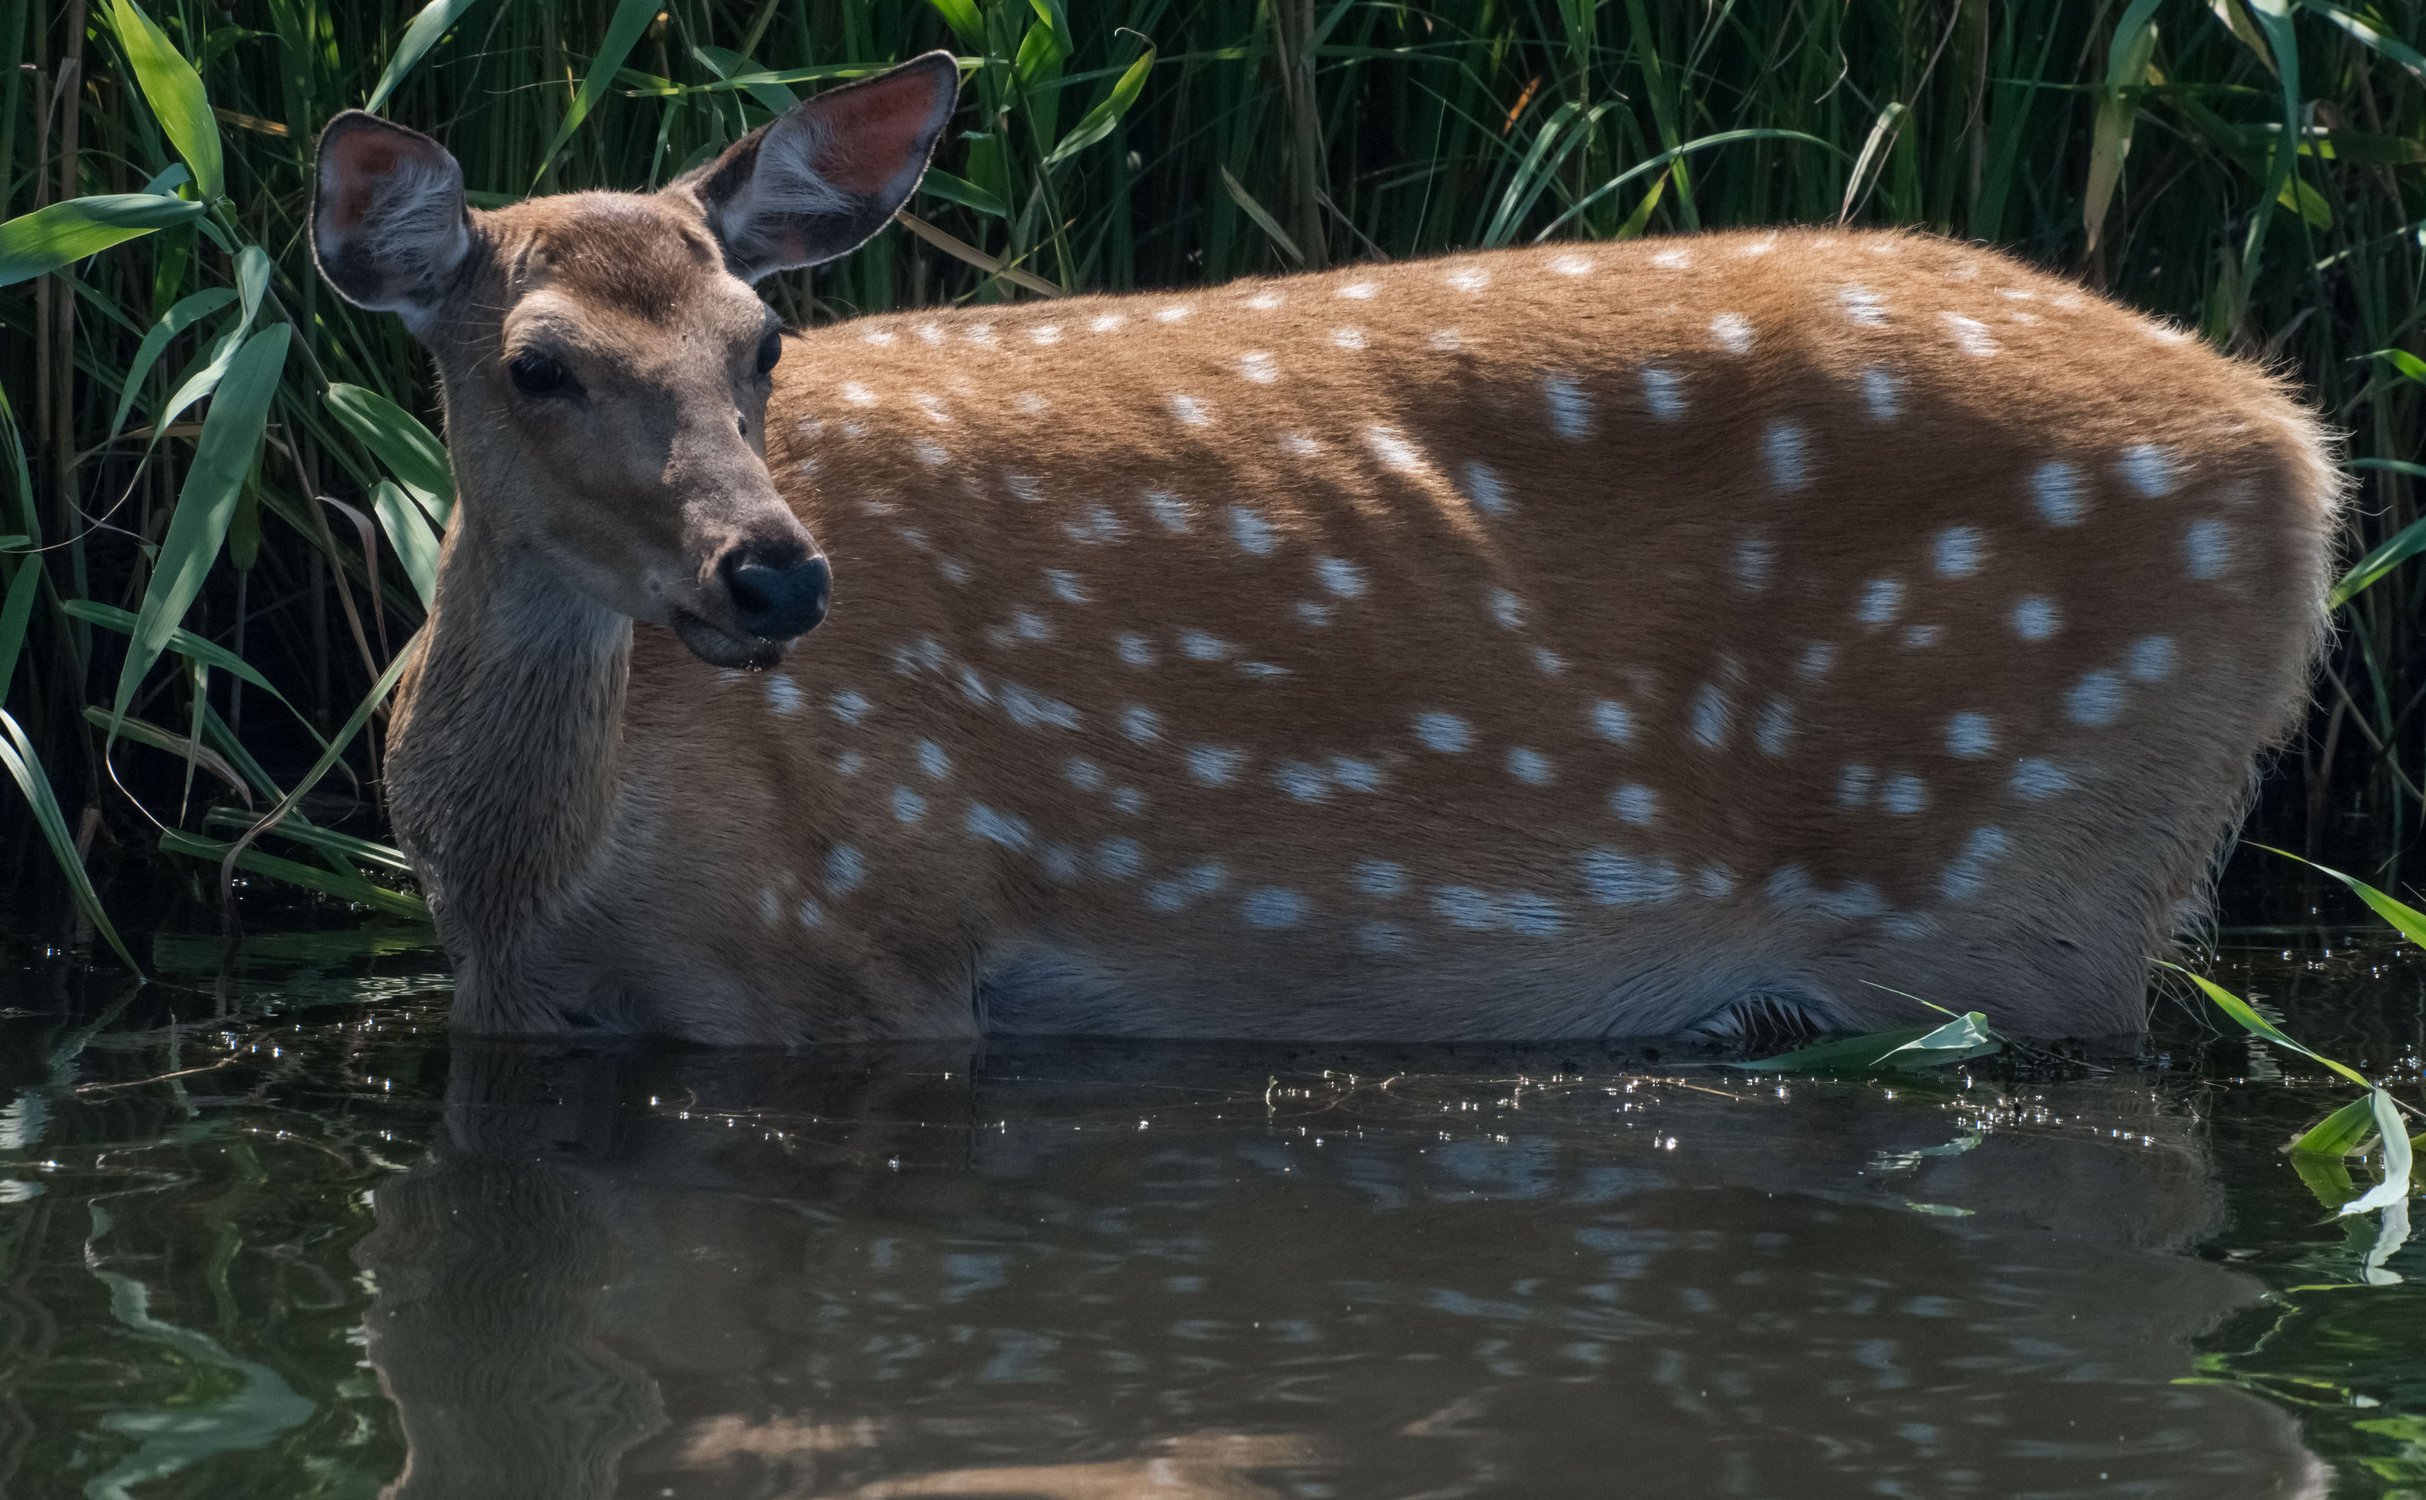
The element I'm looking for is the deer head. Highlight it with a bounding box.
[309,53,961,668]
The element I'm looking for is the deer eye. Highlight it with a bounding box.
[755,330,783,376]
[507,350,574,397]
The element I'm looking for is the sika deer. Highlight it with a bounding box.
[311,56,2342,1044]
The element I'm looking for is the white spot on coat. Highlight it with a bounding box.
[824,844,866,894]
[1507,747,1554,785]
[1186,745,1246,784]
[1764,423,1810,491]
[1592,699,1635,744]
[1933,526,1984,577]
[1691,684,1731,748]
[891,786,926,824]
[1365,425,1424,471]
[1711,313,1755,353]
[2184,519,2231,579]
[1837,763,1875,808]
[2012,596,2060,640]
[2009,758,2074,799]
[1354,860,1407,898]
[918,740,951,779]
[1941,312,1997,356]
[1241,887,1311,929]
[1754,696,1793,756]
[1611,783,1657,825]
[1178,628,1233,661]
[965,804,1032,851]
[1116,632,1156,667]
[1542,375,1593,439]
[1045,568,1089,605]
[766,675,803,714]
[2117,443,2180,498]
[1862,366,1904,422]
[1839,285,1887,326]
[1143,489,1192,533]
[1237,351,1279,384]
[2066,669,2125,726]
[1941,826,2011,901]
[1856,577,1905,625]
[1641,366,1686,420]
[1462,462,1510,515]
[1317,556,1366,597]
[2029,461,2084,526]
[1331,327,1368,351]
[1946,711,1995,758]
[2127,635,2177,682]
[1096,837,1145,880]
[1120,705,1161,742]
[1168,393,1211,426]
[1880,772,1929,815]
[1580,849,1682,905]
[1230,505,1279,555]
[1414,711,1473,753]
[1488,588,1525,629]
[999,683,1082,730]
[1272,761,1330,801]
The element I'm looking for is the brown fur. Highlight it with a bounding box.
[377,197,2341,1042]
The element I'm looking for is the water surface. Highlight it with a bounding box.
[1,916,2419,1498]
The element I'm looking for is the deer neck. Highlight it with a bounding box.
[388,499,631,1026]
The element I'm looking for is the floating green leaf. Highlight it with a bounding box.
[2293,1093,2382,1158]
[1725,1012,1998,1075]
[2338,1089,2413,1217]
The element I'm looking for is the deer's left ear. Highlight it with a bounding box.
[677,51,960,283]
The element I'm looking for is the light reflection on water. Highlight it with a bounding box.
[1,924,2417,1498]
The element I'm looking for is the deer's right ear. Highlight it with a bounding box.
[677,51,961,282]
[311,111,470,331]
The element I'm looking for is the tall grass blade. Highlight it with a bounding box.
[326,382,453,519]
[108,288,236,439]
[104,0,225,200]
[533,0,665,185]
[0,710,140,972]
[2157,960,2374,1088]
[367,0,493,114]
[109,324,291,730]
[0,194,205,288]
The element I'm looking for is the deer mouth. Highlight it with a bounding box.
[671,608,787,671]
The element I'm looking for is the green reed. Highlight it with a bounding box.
[1,0,2421,947]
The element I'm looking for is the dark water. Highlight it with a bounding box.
[3,911,2422,1499]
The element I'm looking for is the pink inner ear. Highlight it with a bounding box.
[810,71,947,197]
[327,132,406,230]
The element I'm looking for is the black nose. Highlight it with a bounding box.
[721,544,830,640]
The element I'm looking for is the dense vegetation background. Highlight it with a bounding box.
[1,0,2422,954]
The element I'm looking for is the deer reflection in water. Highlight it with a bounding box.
[358,1037,2328,1500]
